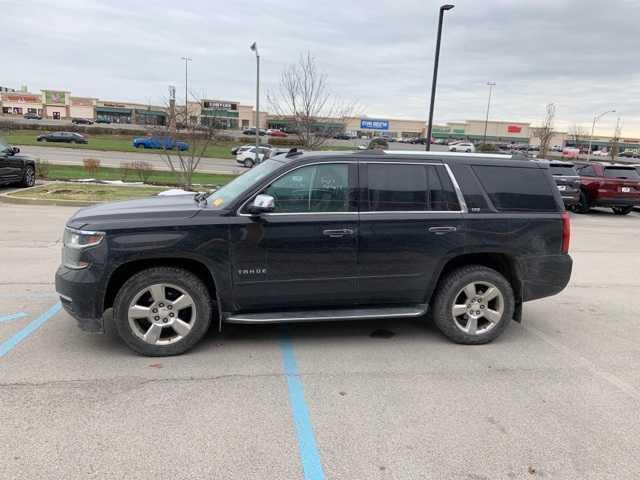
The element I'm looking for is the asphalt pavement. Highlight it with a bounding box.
[1,202,640,479]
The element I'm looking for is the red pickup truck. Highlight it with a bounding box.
[573,162,640,215]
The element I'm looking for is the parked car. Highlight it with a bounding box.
[533,159,581,208]
[95,118,112,124]
[55,149,572,356]
[333,133,355,140]
[573,162,640,214]
[236,146,272,167]
[266,129,288,137]
[592,149,609,157]
[619,151,637,158]
[231,143,272,156]
[242,128,267,136]
[72,118,94,125]
[561,147,580,159]
[448,142,475,153]
[0,139,36,187]
[551,145,564,152]
[23,112,42,120]
[132,137,189,151]
[37,132,88,144]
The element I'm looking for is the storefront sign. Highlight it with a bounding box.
[44,90,67,105]
[102,102,126,108]
[204,101,237,110]
[71,97,94,107]
[507,125,523,133]
[2,93,40,103]
[360,119,389,130]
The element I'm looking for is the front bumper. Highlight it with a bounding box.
[55,265,106,333]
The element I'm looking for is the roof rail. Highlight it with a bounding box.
[285,148,304,158]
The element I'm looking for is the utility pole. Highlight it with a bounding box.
[587,109,615,161]
[181,56,192,128]
[426,4,455,151]
[483,81,496,144]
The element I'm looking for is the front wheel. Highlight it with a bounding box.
[432,265,514,345]
[19,165,36,187]
[113,267,212,356]
[243,158,255,168]
[612,206,633,215]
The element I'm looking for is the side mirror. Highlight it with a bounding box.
[12,147,20,155]
[247,194,275,215]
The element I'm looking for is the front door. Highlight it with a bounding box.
[230,161,359,310]
[356,160,466,305]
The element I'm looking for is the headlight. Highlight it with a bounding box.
[63,227,105,249]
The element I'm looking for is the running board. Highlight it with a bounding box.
[224,304,428,324]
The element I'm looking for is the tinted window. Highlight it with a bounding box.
[549,164,578,176]
[264,163,351,213]
[576,165,596,177]
[472,165,557,212]
[604,167,640,180]
[367,163,460,211]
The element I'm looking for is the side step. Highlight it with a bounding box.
[225,304,428,324]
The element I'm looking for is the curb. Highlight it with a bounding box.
[1,182,110,207]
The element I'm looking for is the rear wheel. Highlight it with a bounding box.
[113,267,212,356]
[243,158,255,168]
[612,206,633,215]
[574,190,591,214]
[432,265,514,345]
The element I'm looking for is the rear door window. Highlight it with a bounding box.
[472,165,557,212]
[366,163,460,211]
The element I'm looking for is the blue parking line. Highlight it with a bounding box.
[0,303,61,358]
[280,331,325,480]
[0,312,28,323]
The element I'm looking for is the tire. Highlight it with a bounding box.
[113,267,212,356]
[612,206,633,215]
[243,158,255,168]
[135,143,143,148]
[466,148,471,153]
[432,265,515,345]
[19,165,36,187]
[70,140,76,144]
[451,148,457,152]
[574,190,591,214]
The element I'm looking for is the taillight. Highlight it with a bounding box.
[561,211,571,254]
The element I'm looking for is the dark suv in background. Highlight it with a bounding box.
[533,159,580,208]
[573,162,640,214]
[56,150,572,356]
[0,139,36,187]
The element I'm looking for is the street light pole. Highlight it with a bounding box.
[250,42,260,163]
[181,56,192,128]
[483,81,496,144]
[587,109,615,161]
[426,4,455,152]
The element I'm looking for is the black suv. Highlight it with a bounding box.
[55,151,573,356]
[0,139,36,187]
[533,159,580,208]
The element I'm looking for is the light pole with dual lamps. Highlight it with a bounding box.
[587,109,615,161]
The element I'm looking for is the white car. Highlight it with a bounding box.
[592,149,609,157]
[236,146,272,167]
[448,142,475,153]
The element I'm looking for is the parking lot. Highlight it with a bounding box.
[1,203,640,479]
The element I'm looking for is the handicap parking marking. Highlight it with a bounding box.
[0,312,28,323]
[280,329,326,480]
[0,303,61,358]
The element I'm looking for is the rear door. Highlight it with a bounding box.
[356,160,466,305]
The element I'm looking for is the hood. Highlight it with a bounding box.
[68,194,204,229]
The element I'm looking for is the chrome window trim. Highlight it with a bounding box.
[236,159,468,216]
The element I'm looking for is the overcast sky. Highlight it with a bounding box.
[3,0,640,135]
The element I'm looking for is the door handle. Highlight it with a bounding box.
[428,226,457,235]
[323,228,354,238]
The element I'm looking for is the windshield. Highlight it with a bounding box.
[206,159,283,209]
[604,167,640,180]
[549,165,577,176]
[0,138,10,151]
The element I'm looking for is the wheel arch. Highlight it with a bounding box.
[103,257,222,327]
[431,252,523,322]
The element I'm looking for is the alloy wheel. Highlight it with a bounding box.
[451,281,504,335]
[127,283,197,345]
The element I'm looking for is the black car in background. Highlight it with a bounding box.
[56,150,572,356]
[37,132,88,144]
[72,118,94,125]
[0,139,36,187]
[533,159,581,208]
[95,118,112,124]
[242,128,267,136]
[23,112,42,120]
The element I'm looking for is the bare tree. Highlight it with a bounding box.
[531,103,556,157]
[608,117,622,161]
[268,52,353,149]
[568,124,588,150]
[155,99,221,191]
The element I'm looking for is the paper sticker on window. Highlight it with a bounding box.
[213,198,224,207]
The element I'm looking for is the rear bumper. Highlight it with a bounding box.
[55,265,105,333]
[592,196,640,207]
[521,254,573,302]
